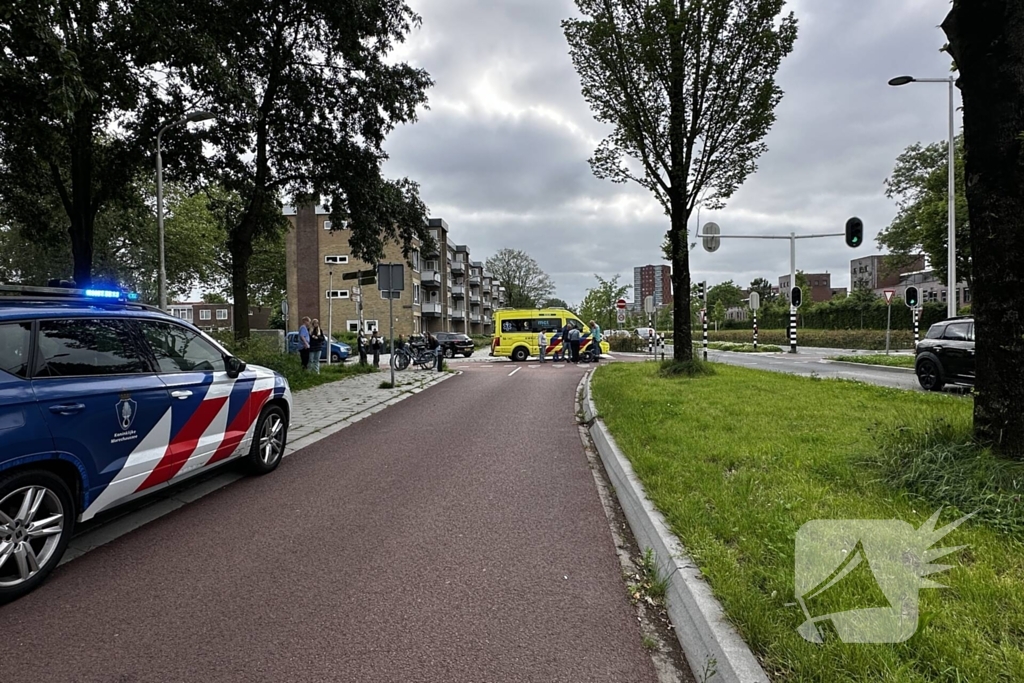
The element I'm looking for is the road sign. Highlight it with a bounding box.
[884,289,895,305]
[644,295,655,314]
[702,222,721,253]
[616,298,627,310]
[280,299,288,318]
[377,263,405,292]
[616,309,626,324]
[748,292,760,311]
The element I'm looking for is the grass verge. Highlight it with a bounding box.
[696,341,785,353]
[591,362,1023,682]
[830,354,915,369]
[219,335,378,392]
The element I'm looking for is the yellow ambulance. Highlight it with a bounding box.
[490,308,609,362]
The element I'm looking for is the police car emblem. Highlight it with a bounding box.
[116,397,138,430]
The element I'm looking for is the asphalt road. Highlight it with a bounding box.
[0,361,659,683]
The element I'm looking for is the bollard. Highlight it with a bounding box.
[789,311,797,353]
[753,313,758,352]
[436,347,443,371]
[702,310,709,361]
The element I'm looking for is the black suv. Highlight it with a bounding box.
[436,332,475,358]
[915,316,975,391]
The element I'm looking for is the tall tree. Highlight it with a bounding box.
[484,248,555,308]
[0,1,191,285]
[707,280,743,309]
[943,2,1024,456]
[545,297,571,309]
[879,135,969,285]
[749,277,776,302]
[578,274,631,330]
[563,0,797,363]
[177,0,433,338]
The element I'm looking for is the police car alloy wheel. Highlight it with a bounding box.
[0,470,75,603]
[247,405,287,474]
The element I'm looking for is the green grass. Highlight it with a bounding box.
[217,335,378,392]
[830,354,916,369]
[591,363,1024,682]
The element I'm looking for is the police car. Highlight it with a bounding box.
[0,284,292,603]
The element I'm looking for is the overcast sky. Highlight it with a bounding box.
[381,0,959,306]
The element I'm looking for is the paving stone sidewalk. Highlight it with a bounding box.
[285,364,453,455]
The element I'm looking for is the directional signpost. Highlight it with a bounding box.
[883,289,896,355]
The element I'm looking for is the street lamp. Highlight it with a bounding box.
[888,75,958,318]
[156,110,215,310]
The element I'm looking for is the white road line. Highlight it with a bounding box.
[509,367,521,376]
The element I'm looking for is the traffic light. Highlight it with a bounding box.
[905,286,919,308]
[696,281,706,300]
[845,217,863,248]
[791,286,802,308]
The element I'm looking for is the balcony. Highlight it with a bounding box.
[482,301,492,311]
[451,260,465,273]
[452,310,466,320]
[482,316,491,325]
[421,302,442,316]
[470,313,481,322]
[469,294,481,303]
[421,270,441,286]
[451,285,465,297]
[469,275,481,285]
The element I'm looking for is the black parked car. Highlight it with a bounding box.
[436,332,475,358]
[915,316,975,391]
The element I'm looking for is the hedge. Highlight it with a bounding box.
[691,328,916,350]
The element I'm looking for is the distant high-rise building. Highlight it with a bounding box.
[633,265,673,308]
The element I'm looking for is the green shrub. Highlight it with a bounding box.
[692,328,916,350]
[608,335,646,352]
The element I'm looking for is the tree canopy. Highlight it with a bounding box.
[578,275,630,331]
[749,277,776,302]
[484,248,555,309]
[707,280,743,310]
[563,0,797,362]
[879,135,969,285]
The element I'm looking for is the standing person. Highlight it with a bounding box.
[357,330,368,365]
[557,320,571,362]
[589,320,602,362]
[308,319,324,374]
[298,316,311,370]
[538,329,548,363]
[370,329,382,367]
[568,324,581,363]
[425,330,441,370]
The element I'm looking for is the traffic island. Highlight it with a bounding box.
[585,362,1023,682]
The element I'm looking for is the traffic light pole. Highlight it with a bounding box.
[698,226,848,354]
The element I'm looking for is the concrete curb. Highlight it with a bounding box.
[823,359,915,374]
[583,372,769,683]
[63,370,455,567]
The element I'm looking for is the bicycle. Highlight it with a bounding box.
[390,343,437,370]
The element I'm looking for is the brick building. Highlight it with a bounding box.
[284,207,504,338]
[632,265,672,309]
[850,254,925,291]
[778,272,844,304]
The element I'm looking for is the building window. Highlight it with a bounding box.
[326,290,350,299]
[347,321,360,332]
[364,319,379,333]
[414,284,420,303]
[216,309,228,320]
[200,309,212,320]
[411,251,420,271]
[325,255,349,264]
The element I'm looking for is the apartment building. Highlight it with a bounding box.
[285,209,505,338]
[850,254,925,291]
[887,270,970,308]
[778,272,843,304]
[169,302,272,331]
[284,205,423,337]
[633,264,673,308]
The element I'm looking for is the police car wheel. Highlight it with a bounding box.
[0,470,75,604]
[246,405,287,475]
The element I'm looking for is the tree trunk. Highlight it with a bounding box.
[667,9,693,363]
[69,108,95,286]
[943,2,1024,457]
[230,223,255,341]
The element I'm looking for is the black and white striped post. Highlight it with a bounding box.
[702,309,709,361]
[913,307,920,347]
[748,291,761,352]
[789,310,797,353]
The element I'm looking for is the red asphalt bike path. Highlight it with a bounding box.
[0,362,658,682]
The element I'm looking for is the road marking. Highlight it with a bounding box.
[509,367,521,376]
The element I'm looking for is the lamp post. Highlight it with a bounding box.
[888,75,958,318]
[156,111,215,311]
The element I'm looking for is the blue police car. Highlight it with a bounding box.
[0,284,293,603]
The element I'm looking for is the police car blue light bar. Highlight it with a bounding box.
[0,283,141,302]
